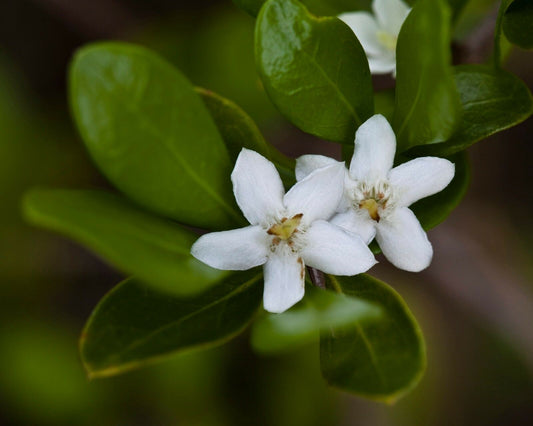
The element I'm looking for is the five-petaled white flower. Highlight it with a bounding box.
[191,149,376,314]
[296,114,455,272]
[339,0,410,77]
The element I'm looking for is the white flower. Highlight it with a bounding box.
[339,0,410,77]
[296,115,455,272]
[191,149,376,314]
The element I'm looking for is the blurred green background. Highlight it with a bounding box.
[0,0,532,424]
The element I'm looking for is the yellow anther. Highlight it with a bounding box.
[267,214,303,240]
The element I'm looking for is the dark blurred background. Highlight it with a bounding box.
[0,0,532,425]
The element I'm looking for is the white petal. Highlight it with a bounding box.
[388,157,455,207]
[375,207,432,272]
[295,154,339,181]
[284,163,345,226]
[263,251,305,313]
[330,210,377,244]
[349,114,396,181]
[231,148,285,226]
[301,221,377,275]
[191,226,268,270]
[373,0,411,35]
[338,12,384,56]
[368,54,397,75]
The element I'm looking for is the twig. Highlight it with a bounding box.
[307,266,325,289]
[452,5,499,64]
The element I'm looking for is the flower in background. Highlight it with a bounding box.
[296,115,455,272]
[339,0,410,77]
[192,149,376,314]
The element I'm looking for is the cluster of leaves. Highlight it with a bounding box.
[23,0,531,402]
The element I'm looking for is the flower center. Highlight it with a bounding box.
[353,181,393,222]
[377,31,397,52]
[267,213,303,241]
[359,199,380,221]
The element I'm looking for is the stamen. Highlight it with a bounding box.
[353,180,394,222]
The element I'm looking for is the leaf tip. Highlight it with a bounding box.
[19,187,44,224]
[81,362,126,380]
[85,370,97,381]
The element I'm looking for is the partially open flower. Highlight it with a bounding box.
[192,149,376,313]
[296,115,455,272]
[339,0,410,77]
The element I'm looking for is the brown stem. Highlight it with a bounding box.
[451,6,500,65]
[307,266,325,289]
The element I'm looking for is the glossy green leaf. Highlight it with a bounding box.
[409,65,533,157]
[197,87,295,186]
[69,42,243,230]
[320,274,426,403]
[22,189,225,295]
[251,286,381,353]
[81,271,263,378]
[393,0,461,152]
[503,0,533,49]
[255,0,374,144]
[234,0,371,17]
[410,151,470,230]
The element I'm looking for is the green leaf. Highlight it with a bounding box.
[409,65,533,157]
[196,87,295,186]
[81,271,263,378]
[393,0,461,152]
[234,0,371,17]
[69,42,243,230]
[255,0,374,144]
[410,151,470,230]
[320,274,426,403]
[503,0,533,49]
[251,286,381,353]
[22,189,225,295]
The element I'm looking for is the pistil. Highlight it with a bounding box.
[267,213,303,241]
[359,199,380,221]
